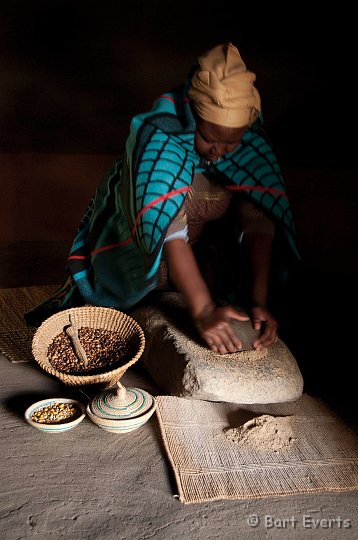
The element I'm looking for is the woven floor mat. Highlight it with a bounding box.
[156,393,358,504]
[0,285,58,363]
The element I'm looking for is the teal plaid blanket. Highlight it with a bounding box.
[25,82,300,325]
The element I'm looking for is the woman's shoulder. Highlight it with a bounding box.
[130,84,195,134]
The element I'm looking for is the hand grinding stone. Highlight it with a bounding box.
[131,293,304,404]
[229,319,261,351]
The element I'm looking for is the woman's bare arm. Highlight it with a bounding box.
[164,239,249,353]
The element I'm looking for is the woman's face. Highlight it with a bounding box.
[194,117,247,162]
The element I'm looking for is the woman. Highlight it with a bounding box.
[26,43,300,353]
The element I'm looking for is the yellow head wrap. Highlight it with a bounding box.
[188,42,261,128]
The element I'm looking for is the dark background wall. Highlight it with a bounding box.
[1,1,357,270]
[1,1,357,250]
[0,1,357,421]
[1,0,357,163]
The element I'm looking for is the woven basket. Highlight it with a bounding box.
[32,306,145,386]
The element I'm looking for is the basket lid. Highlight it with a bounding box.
[89,382,155,421]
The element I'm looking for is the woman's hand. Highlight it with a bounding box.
[251,306,278,349]
[195,305,250,354]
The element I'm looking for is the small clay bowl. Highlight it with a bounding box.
[24,398,86,433]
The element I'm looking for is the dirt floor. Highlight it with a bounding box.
[1,350,357,540]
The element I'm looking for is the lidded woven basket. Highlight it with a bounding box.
[86,381,157,433]
[32,306,145,386]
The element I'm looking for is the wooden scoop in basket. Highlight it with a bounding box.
[64,315,89,366]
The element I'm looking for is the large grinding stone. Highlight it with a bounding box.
[131,293,303,404]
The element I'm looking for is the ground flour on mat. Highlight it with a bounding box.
[224,414,297,452]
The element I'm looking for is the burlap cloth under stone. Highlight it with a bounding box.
[155,393,358,504]
[131,292,303,404]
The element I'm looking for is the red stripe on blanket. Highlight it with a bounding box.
[225,185,288,199]
[68,186,190,260]
[159,94,176,104]
[159,94,190,104]
[132,186,190,229]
